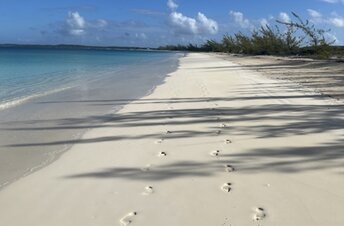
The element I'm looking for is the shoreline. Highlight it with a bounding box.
[0,52,180,190]
[0,53,343,225]
[0,80,171,190]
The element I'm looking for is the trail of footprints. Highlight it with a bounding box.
[120,101,267,225]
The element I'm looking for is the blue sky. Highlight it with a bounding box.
[0,0,343,47]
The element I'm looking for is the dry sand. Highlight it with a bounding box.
[0,53,343,226]
[214,53,344,102]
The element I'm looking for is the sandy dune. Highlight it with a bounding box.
[0,53,343,226]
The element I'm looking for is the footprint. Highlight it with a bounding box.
[221,183,232,192]
[155,138,164,144]
[120,212,137,226]
[220,123,227,128]
[225,164,235,172]
[253,207,266,221]
[165,130,172,134]
[215,130,222,135]
[210,150,220,157]
[142,186,154,195]
[224,139,232,144]
[158,151,167,157]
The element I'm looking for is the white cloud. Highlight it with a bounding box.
[307,9,324,24]
[169,11,218,35]
[167,0,218,36]
[260,18,269,27]
[321,0,339,3]
[135,33,147,39]
[328,12,344,27]
[307,9,344,27]
[67,12,85,28]
[307,9,322,19]
[63,11,108,36]
[132,9,166,16]
[66,11,86,35]
[325,32,340,44]
[329,17,344,27]
[167,0,178,11]
[229,11,254,29]
[169,12,198,34]
[96,19,108,28]
[321,0,344,3]
[68,29,84,36]
[196,12,218,34]
[279,12,291,23]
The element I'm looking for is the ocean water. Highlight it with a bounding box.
[0,48,176,110]
[0,47,180,188]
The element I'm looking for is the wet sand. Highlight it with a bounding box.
[0,54,178,188]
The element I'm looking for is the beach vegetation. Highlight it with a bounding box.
[158,12,342,59]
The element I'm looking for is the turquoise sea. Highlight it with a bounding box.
[0,48,177,110]
[0,47,179,188]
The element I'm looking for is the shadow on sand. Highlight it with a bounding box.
[215,56,344,100]
[1,92,343,178]
[65,138,344,181]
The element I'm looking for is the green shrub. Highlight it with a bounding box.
[158,12,339,59]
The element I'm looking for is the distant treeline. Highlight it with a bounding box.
[0,44,154,51]
[158,13,344,59]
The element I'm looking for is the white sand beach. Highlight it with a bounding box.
[0,53,343,225]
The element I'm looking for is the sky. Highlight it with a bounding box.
[0,0,343,47]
